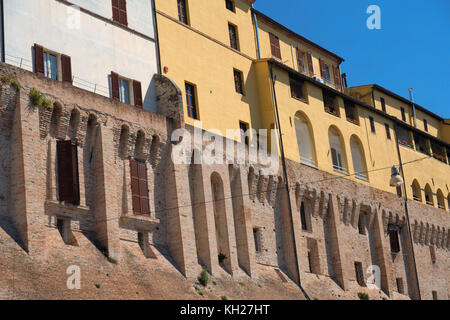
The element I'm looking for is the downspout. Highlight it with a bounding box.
[409,88,417,128]
[151,0,162,74]
[269,65,310,300]
[252,12,261,59]
[1,0,5,63]
[394,123,422,300]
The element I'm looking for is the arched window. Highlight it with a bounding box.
[328,127,347,173]
[424,184,434,206]
[294,112,316,167]
[437,189,445,209]
[50,102,62,137]
[412,180,421,202]
[350,135,368,181]
[135,130,145,160]
[119,125,130,159]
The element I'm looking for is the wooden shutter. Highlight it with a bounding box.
[334,66,341,89]
[319,59,326,80]
[61,54,72,84]
[306,52,313,76]
[297,49,305,72]
[130,158,150,216]
[269,33,281,60]
[34,44,45,76]
[111,72,120,101]
[57,140,76,203]
[133,80,143,108]
[112,0,119,22]
[119,0,128,26]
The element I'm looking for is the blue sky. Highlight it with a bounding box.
[254,0,450,118]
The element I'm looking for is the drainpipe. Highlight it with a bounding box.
[1,0,5,63]
[394,123,422,300]
[252,12,261,59]
[151,0,162,74]
[409,88,417,128]
[269,65,310,300]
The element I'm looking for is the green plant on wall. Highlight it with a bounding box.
[29,87,51,109]
[1,74,21,92]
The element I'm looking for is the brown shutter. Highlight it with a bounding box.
[111,71,120,101]
[297,49,304,72]
[133,80,143,108]
[112,0,120,22]
[130,158,141,215]
[269,33,281,60]
[130,159,150,216]
[119,0,128,26]
[57,140,76,203]
[306,52,313,76]
[61,54,72,84]
[138,161,150,215]
[319,59,326,80]
[334,66,341,89]
[34,44,45,76]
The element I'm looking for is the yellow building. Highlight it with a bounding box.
[154,0,450,210]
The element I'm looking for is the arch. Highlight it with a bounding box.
[350,135,368,181]
[68,108,80,142]
[119,124,130,159]
[134,130,146,160]
[50,102,63,137]
[328,126,347,173]
[412,180,422,202]
[424,184,434,206]
[294,111,317,167]
[436,189,445,209]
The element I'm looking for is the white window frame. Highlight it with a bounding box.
[43,49,61,81]
[118,76,134,105]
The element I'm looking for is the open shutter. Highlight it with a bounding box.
[133,80,143,108]
[34,44,45,76]
[112,0,120,22]
[306,52,313,76]
[61,54,72,84]
[319,59,326,80]
[57,140,76,203]
[111,71,120,101]
[334,66,341,89]
[119,0,128,26]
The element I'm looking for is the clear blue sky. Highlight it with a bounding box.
[254,0,450,118]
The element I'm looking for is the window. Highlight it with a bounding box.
[325,65,331,82]
[119,78,131,104]
[323,90,339,117]
[425,184,434,206]
[130,158,150,216]
[112,0,127,26]
[297,49,306,73]
[380,97,386,112]
[437,190,445,209]
[423,119,428,132]
[432,291,438,300]
[290,76,306,101]
[351,136,367,181]
[369,116,376,133]
[110,72,142,108]
[354,262,365,286]
[225,0,235,12]
[429,245,436,264]
[358,211,366,235]
[239,121,249,145]
[306,238,320,274]
[253,228,261,253]
[56,140,80,205]
[345,100,359,125]
[34,44,73,83]
[294,112,316,167]
[269,33,281,59]
[412,180,422,202]
[177,0,188,24]
[414,132,429,154]
[185,82,198,119]
[396,278,404,294]
[299,201,311,232]
[44,52,58,80]
[388,224,400,253]
[233,69,244,94]
[401,107,406,121]
[329,127,346,173]
[385,123,391,140]
[228,23,239,50]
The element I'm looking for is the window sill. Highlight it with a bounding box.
[120,214,160,232]
[333,167,349,175]
[355,175,369,182]
[346,118,360,126]
[291,95,309,104]
[324,108,339,117]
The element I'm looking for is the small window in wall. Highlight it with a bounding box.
[130,158,150,216]
[233,69,244,94]
[369,117,376,133]
[380,97,386,112]
[385,123,391,140]
[423,119,428,132]
[225,0,235,12]
[344,100,359,125]
[228,23,239,50]
[358,211,366,235]
[432,291,438,300]
[34,44,72,83]
[300,201,311,232]
[401,107,406,122]
[289,76,306,101]
[110,72,142,108]
[253,228,262,253]
[269,33,281,60]
[429,245,436,264]
[185,82,198,119]
[177,0,188,24]
[388,224,401,253]
[396,278,404,294]
[119,78,131,104]
[44,52,58,80]
[56,140,80,205]
[323,90,339,117]
[112,0,127,26]
[354,262,365,287]
[239,121,249,145]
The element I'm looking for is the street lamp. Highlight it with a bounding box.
[390,166,404,187]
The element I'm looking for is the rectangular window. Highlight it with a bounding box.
[388,225,400,253]
[253,228,261,253]
[401,107,406,121]
[358,211,366,235]
[225,0,235,12]
[297,49,306,73]
[44,52,58,80]
[233,69,244,94]
[130,158,150,216]
[269,33,281,59]
[396,278,404,294]
[380,97,386,112]
[369,116,376,133]
[300,202,308,231]
[228,23,239,50]
[177,0,188,24]
[344,100,358,125]
[354,262,365,287]
[385,123,391,140]
[331,148,344,173]
[429,245,436,263]
[423,119,428,132]
[185,82,198,119]
[290,76,305,101]
[323,90,339,117]
[56,140,80,205]
[325,65,331,82]
[112,0,127,26]
[119,78,131,104]
[110,72,142,107]
[432,291,438,300]
[239,121,249,145]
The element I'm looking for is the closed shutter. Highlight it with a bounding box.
[119,0,128,26]
[57,140,76,203]
[112,0,120,22]
[34,44,45,76]
[133,80,143,108]
[334,66,341,89]
[111,71,120,101]
[130,158,150,216]
[61,54,72,84]
[306,52,313,75]
[269,33,281,59]
[297,49,305,72]
[319,59,326,80]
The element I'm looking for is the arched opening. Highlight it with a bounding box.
[294,112,316,167]
[50,102,62,137]
[118,125,130,159]
[437,189,445,209]
[412,180,422,202]
[134,130,145,160]
[68,109,80,142]
[299,197,313,232]
[247,166,255,201]
[328,126,347,173]
[350,135,368,181]
[150,134,160,167]
[424,184,434,206]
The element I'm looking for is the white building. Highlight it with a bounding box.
[0,0,160,111]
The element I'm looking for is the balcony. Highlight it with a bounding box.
[325,105,339,117]
[346,116,360,126]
